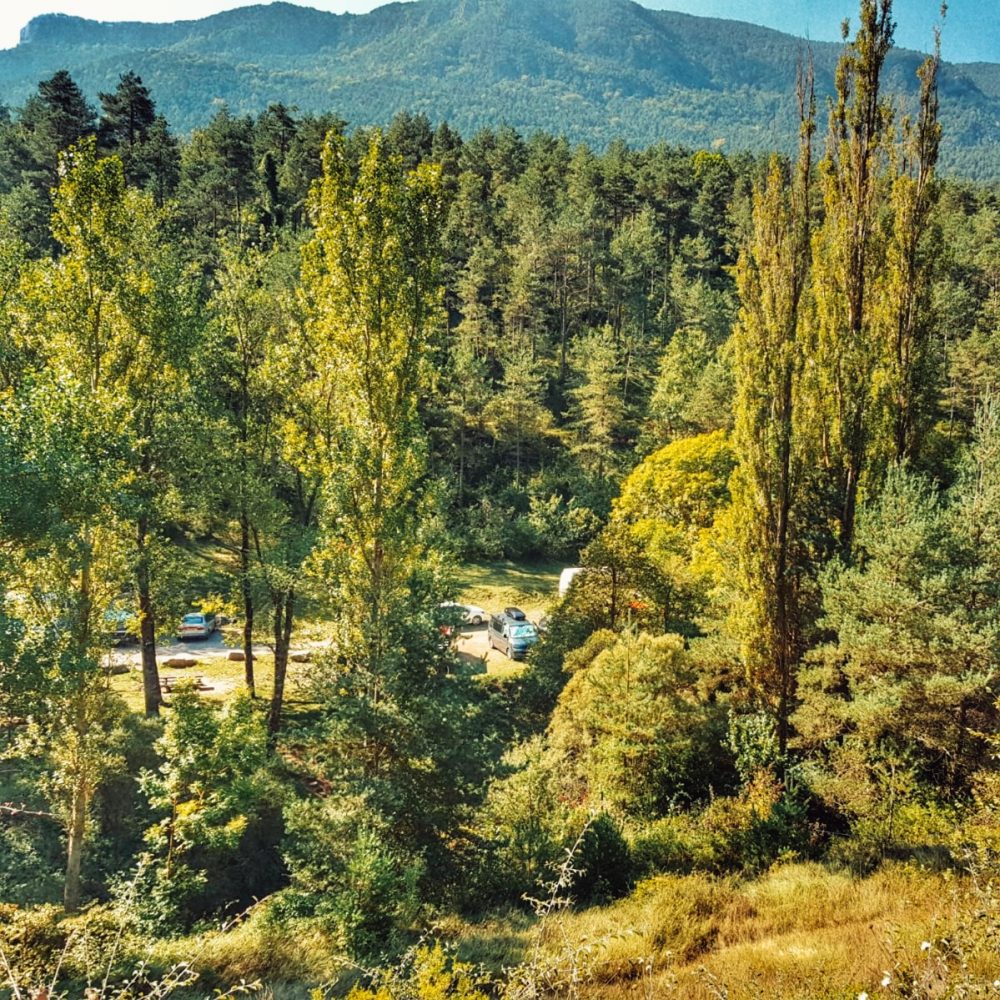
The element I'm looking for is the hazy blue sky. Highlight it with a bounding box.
[1,0,991,61]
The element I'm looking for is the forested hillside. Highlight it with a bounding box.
[2,0,1000,997]
[2,0,1000,178]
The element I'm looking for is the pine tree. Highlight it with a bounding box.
[98,70,157,186]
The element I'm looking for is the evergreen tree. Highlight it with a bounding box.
[98,70,157,186]
[568,326,625,477]
[11,70,95,250]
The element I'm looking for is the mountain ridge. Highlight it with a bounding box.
[3,0,999,179]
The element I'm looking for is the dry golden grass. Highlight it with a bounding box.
[152,906,350,994]
[445,863,986,1000]
[148,862,997,999]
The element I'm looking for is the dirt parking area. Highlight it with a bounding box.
[453,606,546,675]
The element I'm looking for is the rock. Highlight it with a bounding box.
[291,651,312,663]
[163,656,198,668]
[227,650,246,662]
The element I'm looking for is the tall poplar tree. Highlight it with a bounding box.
[730,68,816,754]
[808,0,941,554]
[300,129,445,682]
[29,140,193,716]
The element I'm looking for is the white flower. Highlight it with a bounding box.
[858,992,869,1000]
[881,973,892,987]
[993,980,1000,989]
[921,941,932,952]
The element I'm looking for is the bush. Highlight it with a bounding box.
[465,738,567,908]
[0,825,62,906]
[280,799,423,963]
[0,903,66,991]
[570,813,634,905]
[0,902,141,993]
[631,771,813,877]
[346,942,490,1000]
[631,814,700,875]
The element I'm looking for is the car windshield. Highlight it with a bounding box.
[510,624,537,639]
[182,614,205,624]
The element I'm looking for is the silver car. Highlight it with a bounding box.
[177,612,217,640]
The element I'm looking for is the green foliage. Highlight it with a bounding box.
[631,769,811,876]
[795,460,1000,803]
[570,813,634,905]
[280,800,422,963]
[548,631,733,817]
[137,690,278,929]
[468,737,568,906]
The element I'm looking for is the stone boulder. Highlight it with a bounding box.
[163,656,198,669]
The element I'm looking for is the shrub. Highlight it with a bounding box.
[631,814,700,875]
[280,798,423,963]
[467,738,567,907]
[0,903,65,991]
[346,942,490,1000]
[569,813,634,905]
[0,902,141,993]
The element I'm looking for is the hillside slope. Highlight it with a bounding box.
[2,0,998,178]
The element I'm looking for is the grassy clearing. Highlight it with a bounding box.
[454,560,563,615]
[438,863,982,1000]
[150,862,983,998]
[108,646,324,715]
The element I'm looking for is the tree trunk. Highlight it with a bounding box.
[64,786,87,914]
[240,512,256,697]
[267,589,294,740]
[136,516,162,716]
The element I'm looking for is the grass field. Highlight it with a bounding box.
[153,861,993,1000]
[453,559,563,613]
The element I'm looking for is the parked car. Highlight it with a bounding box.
[438,601,487,626]
[104,604,138,644]
[487,607,539,660]
[177,612,218,640]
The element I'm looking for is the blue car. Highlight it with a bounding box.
[487,607,539,660]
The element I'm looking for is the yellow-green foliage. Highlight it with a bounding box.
[615,429,734,533]
[548,632,723,817]
[346,943,490,1000]
[612,429,733,589]
[0,902,141,992]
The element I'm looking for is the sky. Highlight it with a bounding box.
[1,0,993,62]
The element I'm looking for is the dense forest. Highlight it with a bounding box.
[2,0,1000,996]
[3,0,1000,180]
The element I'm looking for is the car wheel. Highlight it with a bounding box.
[471,615,483,626]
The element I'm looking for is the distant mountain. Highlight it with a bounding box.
[641,0,998,66]
[3,0,999,179]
